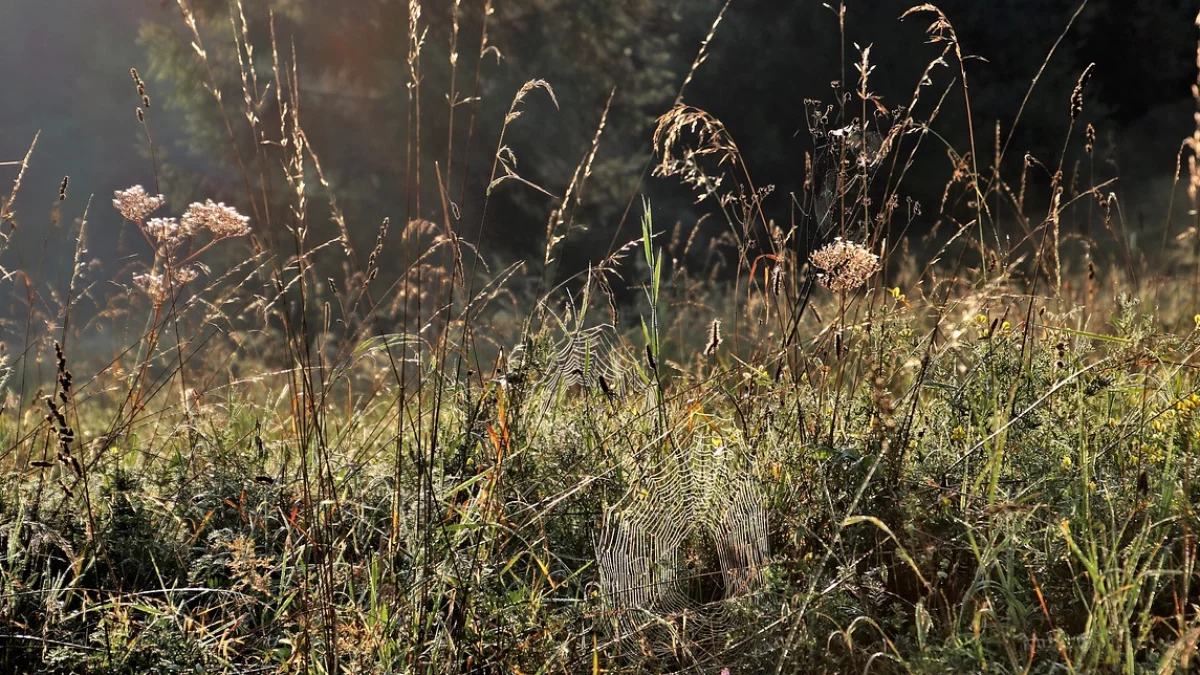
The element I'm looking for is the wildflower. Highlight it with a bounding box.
[1060,455,1072,470]
[809,238,880,292]
[1131,440,1165,465]
[181,199,251,238]
[112,185,164,222]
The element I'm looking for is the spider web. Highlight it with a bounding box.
[547,324,644,395]
[595,439,770,664]
[511,322,647,398]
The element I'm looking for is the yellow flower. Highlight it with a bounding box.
[1131,441,1165,465]
[1060,455,1072,470]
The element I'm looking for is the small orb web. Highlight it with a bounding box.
[595,440,769,662]
[542,324,646,396]
[511,319,652,393]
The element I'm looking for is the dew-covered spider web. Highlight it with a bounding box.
[595,438,770,663]
[510,322,647,398]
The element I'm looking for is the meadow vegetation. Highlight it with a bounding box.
[5,1,1200,673]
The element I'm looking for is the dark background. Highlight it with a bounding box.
[2,0,1197,289]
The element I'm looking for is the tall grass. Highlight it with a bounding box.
[3,1,1200,673]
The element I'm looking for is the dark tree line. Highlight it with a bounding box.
[137,0,1200,283]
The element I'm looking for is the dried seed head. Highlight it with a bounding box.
[143,217,182,246]
[112,185,164,222]
[133,272,168,303]
[53,341,71,397]
[1070,63,1095,121]
[58,176,69,201]
[367,217,390,276]
[132,68,150,109]
[809,238,881,292]
[704,318,722,356]
[181,199,251,238]
[172,265,199,284]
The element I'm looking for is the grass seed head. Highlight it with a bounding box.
[704,318,722,356]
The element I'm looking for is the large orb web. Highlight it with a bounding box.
[595,441,769,664]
